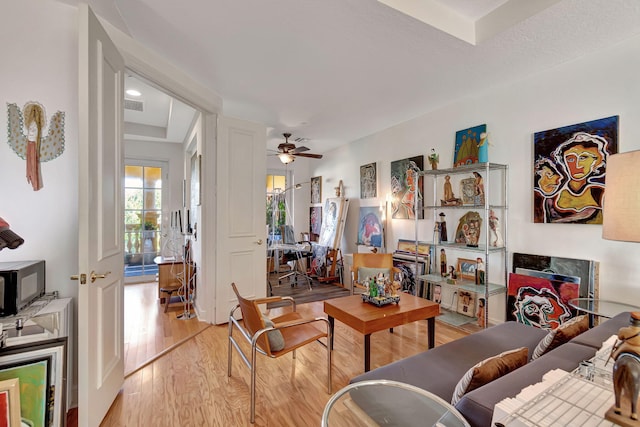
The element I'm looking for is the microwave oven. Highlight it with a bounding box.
[0,260,46,316]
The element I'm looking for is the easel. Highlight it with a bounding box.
[317,248,343,284]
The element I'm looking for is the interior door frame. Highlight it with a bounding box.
[102,21,222,323]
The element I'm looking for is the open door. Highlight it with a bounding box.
[77,4,125,425]
[215,117,267,324]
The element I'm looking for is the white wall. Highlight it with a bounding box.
[311,33,640,320]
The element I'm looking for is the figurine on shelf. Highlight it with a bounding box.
[440,249,447,276]
[610,312,640,421]
[428,148,439,170]
[488,209,504,247]
[441,175,462,206]
[449,265,457,279]
[439,212,448,242]
[475,257,485,285]
[477,298,486,327]
[473,172,485,205]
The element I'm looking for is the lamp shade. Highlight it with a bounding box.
[602,150,640,242]
[278,153,294,164]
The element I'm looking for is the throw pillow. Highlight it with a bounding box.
[451,347,528,406]
[531,315,588,360]
[357,267,390,283]
[262,315,285,352]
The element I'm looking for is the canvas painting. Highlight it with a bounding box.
[457,291,476,317]
[396,239,430,256]
[309,206,322,240]
[507,272,580,329]
[0,358,49,427]
[360,162,377,199]
[392,257,426,295]
[390,156,424,219]
[318,198,349,249]
[310,176,322,204]
[533,115,618,224]
[512,252,598,301]
[309,243,328,277]
[357,206,383,248]
[454,124,486,167]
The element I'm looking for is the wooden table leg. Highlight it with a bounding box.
[328,316,335,350]
[364,334,371,372]
[427,317,435,349]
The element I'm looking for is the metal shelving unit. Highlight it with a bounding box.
[414,162,509,328]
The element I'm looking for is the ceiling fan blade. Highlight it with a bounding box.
[290,146,310,154]
[293,152,323,159]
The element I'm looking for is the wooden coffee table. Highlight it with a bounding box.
[324,293,440,372]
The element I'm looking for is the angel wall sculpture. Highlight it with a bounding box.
[6,102,65,191]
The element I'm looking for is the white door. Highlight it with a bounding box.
[215,117,266,324]
[77,4,125,426]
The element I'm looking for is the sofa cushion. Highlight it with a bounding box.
[451,347,528,405]
[571,311,630,348]
[455,342,598,427]
[351,321,547,402]
[531,315,588,360]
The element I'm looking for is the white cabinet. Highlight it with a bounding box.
[415,163,508,327]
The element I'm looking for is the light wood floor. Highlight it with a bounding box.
[104,288,471,426]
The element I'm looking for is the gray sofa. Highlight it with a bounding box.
[351,312,629,427]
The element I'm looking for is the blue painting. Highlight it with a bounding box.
[357,206,383,248]
[454,124,486,167]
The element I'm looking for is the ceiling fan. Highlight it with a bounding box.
[274,133,323,164]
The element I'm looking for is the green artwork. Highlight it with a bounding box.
[0,358,50,427]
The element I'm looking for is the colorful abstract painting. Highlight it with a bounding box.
[357,206,383,247]
[360,162,377,199]
[533,115,618,224]
[0,358,49,427]
[507,272,579,330]
[454,124,486,167]
[390,155,424,219]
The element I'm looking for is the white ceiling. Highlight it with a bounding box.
[60,0,640,152]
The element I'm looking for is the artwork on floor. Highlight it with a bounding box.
[318,198,349,249]
[392,256,426,295]
[390,155,424,219]
[357,206,384,248]
[512,252,598,301]
[454,124,486,167]
[310,176,322,204]
[360,162,377,199]
[0,378,20,427]
[309,243,328,277]
[507,272,580,329]
[395,239,430,256]
[533,115,618,224]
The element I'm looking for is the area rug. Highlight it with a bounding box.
[267,274,349,308]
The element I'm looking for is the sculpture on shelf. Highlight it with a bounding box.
[477,298,486,327]
[455,211,482,247]
[441,175,462,206]
[610,312,640,421]
[488,209,504,247]
[428,148,439,170]
[440,248,447,276]
[473,172,485,205]
[475,257,485,285]
[439,212,448,242]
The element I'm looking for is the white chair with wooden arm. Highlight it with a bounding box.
[351,253,400,294]
[227,282,332,423]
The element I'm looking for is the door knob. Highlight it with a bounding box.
[256,239,263,245]
[90,270,111,283]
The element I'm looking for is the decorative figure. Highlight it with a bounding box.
[7,102,65,191]
[473,172,485,205]
[440,248,447,277]
[439,212,448,242]
[477,298,486,327]
[478,132,489,163]
[442,175,462,206]
[428,148,439,170]
[488,209,504,247]
[475,257,485,285]
[449,265,457,279]
[455,211,482,247]
[609,312,640,421]
[433,221,441,244]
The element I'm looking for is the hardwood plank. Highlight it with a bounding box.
[101,299,470,426]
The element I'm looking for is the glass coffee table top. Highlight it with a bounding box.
[321,380,470,427]
[568,298,640,318]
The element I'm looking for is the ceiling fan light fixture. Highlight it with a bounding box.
[278,153,294,164]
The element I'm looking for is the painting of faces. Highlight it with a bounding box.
[360,162,377,199]
[533,115,618,224]
[390,155,424,219]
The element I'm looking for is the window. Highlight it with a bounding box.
[266,174,286,242]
